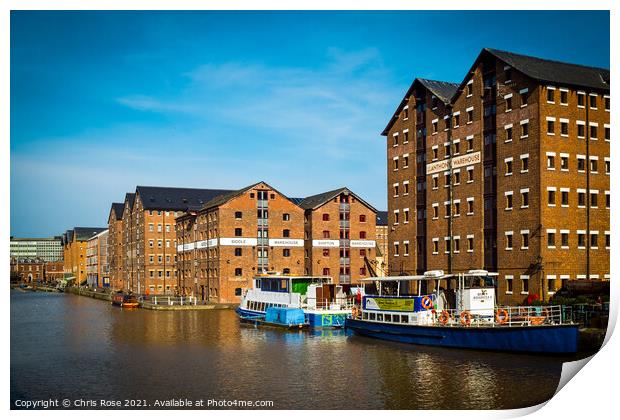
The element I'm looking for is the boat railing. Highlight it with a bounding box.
[141,295,201,306]
[307,297,355,311]
[355,305,570,327]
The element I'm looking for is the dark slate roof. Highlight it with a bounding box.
[110,203,124,221]
[135,186,234,211]
[289,197,305,206]
[417,78,460,103]
[381,78,458,136]
[200,181,300,211]
[297,187,377,213]
[376,211,388,226]
[125,193,136,211]
[486,48,610,92]
[73,227,107,241]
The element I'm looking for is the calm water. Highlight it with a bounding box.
[11,290,573,409]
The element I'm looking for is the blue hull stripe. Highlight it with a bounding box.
[236,307,345,329]
[345,318,578,354]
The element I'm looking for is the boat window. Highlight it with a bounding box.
[280,279,288,292]
[377,314,384,322]
[385,314,392,323]
[401,315,409,324]
[369,312,375,321]
[256,279,262,289]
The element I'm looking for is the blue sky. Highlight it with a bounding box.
[10,10,610,236]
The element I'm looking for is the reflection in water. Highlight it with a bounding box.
[11,291,566,409]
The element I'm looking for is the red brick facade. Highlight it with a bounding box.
[383,48,609,304]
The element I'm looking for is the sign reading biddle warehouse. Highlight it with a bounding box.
[426,151,481,175]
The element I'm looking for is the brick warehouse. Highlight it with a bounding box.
[176,182,305,302]
[382,48,609,305]
[175,182,379,303]
[117,186,233,295]
[295,187,378,283]
[61,227,107,285]
[107,202,125,291]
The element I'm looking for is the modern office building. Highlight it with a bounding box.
[10,237,63,262]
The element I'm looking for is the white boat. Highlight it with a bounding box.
[345,269,579,353]
[236,274,358,328]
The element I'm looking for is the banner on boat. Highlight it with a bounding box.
[364,297,415,312]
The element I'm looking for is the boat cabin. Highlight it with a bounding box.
[359,270,499,317]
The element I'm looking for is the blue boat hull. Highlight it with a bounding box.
[345,318,579,354]
[236,307,346,329]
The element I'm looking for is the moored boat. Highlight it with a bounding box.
[237,274,356,328]
[345,270,579,354]
[111,291,139,308]
[240,307,309,330]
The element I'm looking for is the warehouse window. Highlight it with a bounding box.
[283,229,290,238]
[283,213,290,221]
[505,232,513,250]
[547,230,556,248]
[235,228,242,236]
[520,89,528,106]
[520,121,529,138]
[234,248,242,257]
[359,214,366,222]
[235,211,242,219]
[360,231,367,239]
[590,124,598,139]
[323,231,330,239]
[322,249,329,257]
[589,94,597,109]
[235,288,242,296]
[560,89,568,105]
[546,87,555,103]
[234,268,242,276]
[283,249,291,257]
[323,268,330,276]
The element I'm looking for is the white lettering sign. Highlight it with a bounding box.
[220,237,258,246]
[177,244,183,252]
[426,151,481,175]
[312,240,340,248]
[350,240,376,248]
[269,238,304,247]
[183,243,195,251]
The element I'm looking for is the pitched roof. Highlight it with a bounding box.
[109,203,124,221]
[417,78,460,103]
[73,227,107,241]
[135,186,234,211]
[200,181,299,211]
[381,78,458,136]
[376,211,388,226]
[485,48,610,92]
[124,193,136,211]
[297,187,377,212]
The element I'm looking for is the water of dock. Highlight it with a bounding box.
[10,289,593,409]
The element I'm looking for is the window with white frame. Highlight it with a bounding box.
[547,187,556,206]
[505,157,513,176]
[521,230,529,249]
[505,231,513,250]
[505,124,513,142]
[521,275,530,294]
[560,118,569,137]
[467,197,474,215]
[521,188,530,208]
[467,234,474,252]
[505,191,513,210]
[546,117,555,135]
[560,153,569,171]
[561,230,570,248]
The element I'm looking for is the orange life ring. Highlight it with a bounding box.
[351,306,359,319]
[460,311,472,326]
[438,310,451,326]
[421,295,433,310]
[495,308,509,324]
